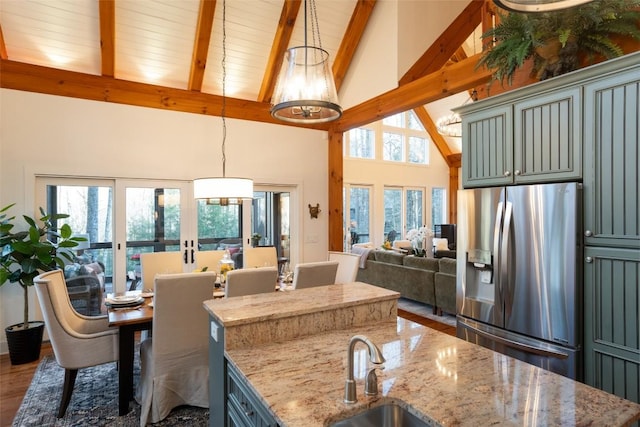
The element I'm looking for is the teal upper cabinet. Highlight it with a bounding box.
[513,88,582,184]
[460,86,581,188]
[462,105,513,187]
[583,67,640,249]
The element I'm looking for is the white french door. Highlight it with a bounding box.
[36,177,196,294]
[114,180,194,293]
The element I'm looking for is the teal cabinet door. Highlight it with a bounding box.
[583,68,640,249]
[461,105,513,188]
[583,246,640,404]
[513,87,582,184]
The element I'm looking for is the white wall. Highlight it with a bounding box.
[0,88,329,353]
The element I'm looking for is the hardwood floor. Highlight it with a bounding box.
[0,343,53,427]
[0,313,453,427]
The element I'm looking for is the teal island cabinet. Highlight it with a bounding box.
[203,282,640,427]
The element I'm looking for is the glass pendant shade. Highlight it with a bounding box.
[493,0,595,12]
[271,46,342,123]
[193,177,253,205]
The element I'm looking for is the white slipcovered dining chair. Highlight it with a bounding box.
[225,266,278,298]
[195,249,225,272]
[137,271,215,426]
[328,251,361,284]
[243,246,277,268]
[140,252,183,290]
[292,261,339,290]
[33,270,119,418]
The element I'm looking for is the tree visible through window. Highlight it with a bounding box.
[383,132,403,161]
[348,128,375,159]
[384,188,402,242]
[431,188,446,229]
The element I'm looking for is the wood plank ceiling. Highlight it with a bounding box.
[0,0,494,249]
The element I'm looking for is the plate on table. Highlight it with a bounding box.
[105,295,145,307]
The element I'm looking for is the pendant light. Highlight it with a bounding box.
[270,0,342,123]
[194,0,253,206]
[436,90,477,138]
[493,0,595,12]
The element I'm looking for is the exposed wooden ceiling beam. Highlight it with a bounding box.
[0,59,330,130]
[258,0,301,103]
[399,0,484,85]
[333,53,492,133]
[332,0,376,92]
[412,106,460,168]
[189,0,217,92]
[99,0,116,77]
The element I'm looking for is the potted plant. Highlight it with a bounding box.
[251,233,262,247]
[0,204,84,364]
[477,0,640,85]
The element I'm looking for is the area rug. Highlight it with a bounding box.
[397,298,457,328]
[12,354,208,426]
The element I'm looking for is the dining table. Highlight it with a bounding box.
[107,291,153,416]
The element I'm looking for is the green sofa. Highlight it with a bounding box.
[355,250,439,312]
[355,249,457,316]
[434,257,457,315]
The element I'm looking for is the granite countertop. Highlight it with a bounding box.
[226,318,640,427]
[203,282,399,327]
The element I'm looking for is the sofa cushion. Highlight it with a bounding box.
[374,250,405,265]
[438,257,457,275]
[403,256,439,271]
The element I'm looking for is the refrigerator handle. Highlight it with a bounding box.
[462,321,569,359]
[493,202,504,300]
[501,202,513,316]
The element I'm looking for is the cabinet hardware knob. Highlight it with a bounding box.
[584,230,593,237]
[585,256,593,263]
[240,402,254,417]
[514,170,521,176]
[504,171,511,177]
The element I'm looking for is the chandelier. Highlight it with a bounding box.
[436,90,477,138]
[270,0,342,123]
[193,0,253,206]
[436,113,463,138]
[493,0,595,12]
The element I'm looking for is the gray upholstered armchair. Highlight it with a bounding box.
[64,261,105,316]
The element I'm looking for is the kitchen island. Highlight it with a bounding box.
[204,283,640,426]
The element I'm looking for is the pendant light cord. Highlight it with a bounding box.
[221,0,227,178]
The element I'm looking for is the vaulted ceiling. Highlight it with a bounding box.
[0,0,494,161]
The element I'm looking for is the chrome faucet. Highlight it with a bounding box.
[344,335,385,403]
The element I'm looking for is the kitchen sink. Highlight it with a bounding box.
[330,403,429,427]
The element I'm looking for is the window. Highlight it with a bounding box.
[408,136,428,164]
[250,191,290,261]
[346,111,432,165]
[432,188,447,229]
[345,186,371,249]
[197,201,242,250]
[383,113,404,128]
[383,188,402,242]
[406,189,424,232]
[407,111,424,131]
[348,128,375,159]
[383,132,404,161]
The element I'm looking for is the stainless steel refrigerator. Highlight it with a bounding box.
[456,182,583,380]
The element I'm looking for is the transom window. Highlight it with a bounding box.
[346,111,430,165]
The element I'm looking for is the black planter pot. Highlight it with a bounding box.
[5,321,45,365]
